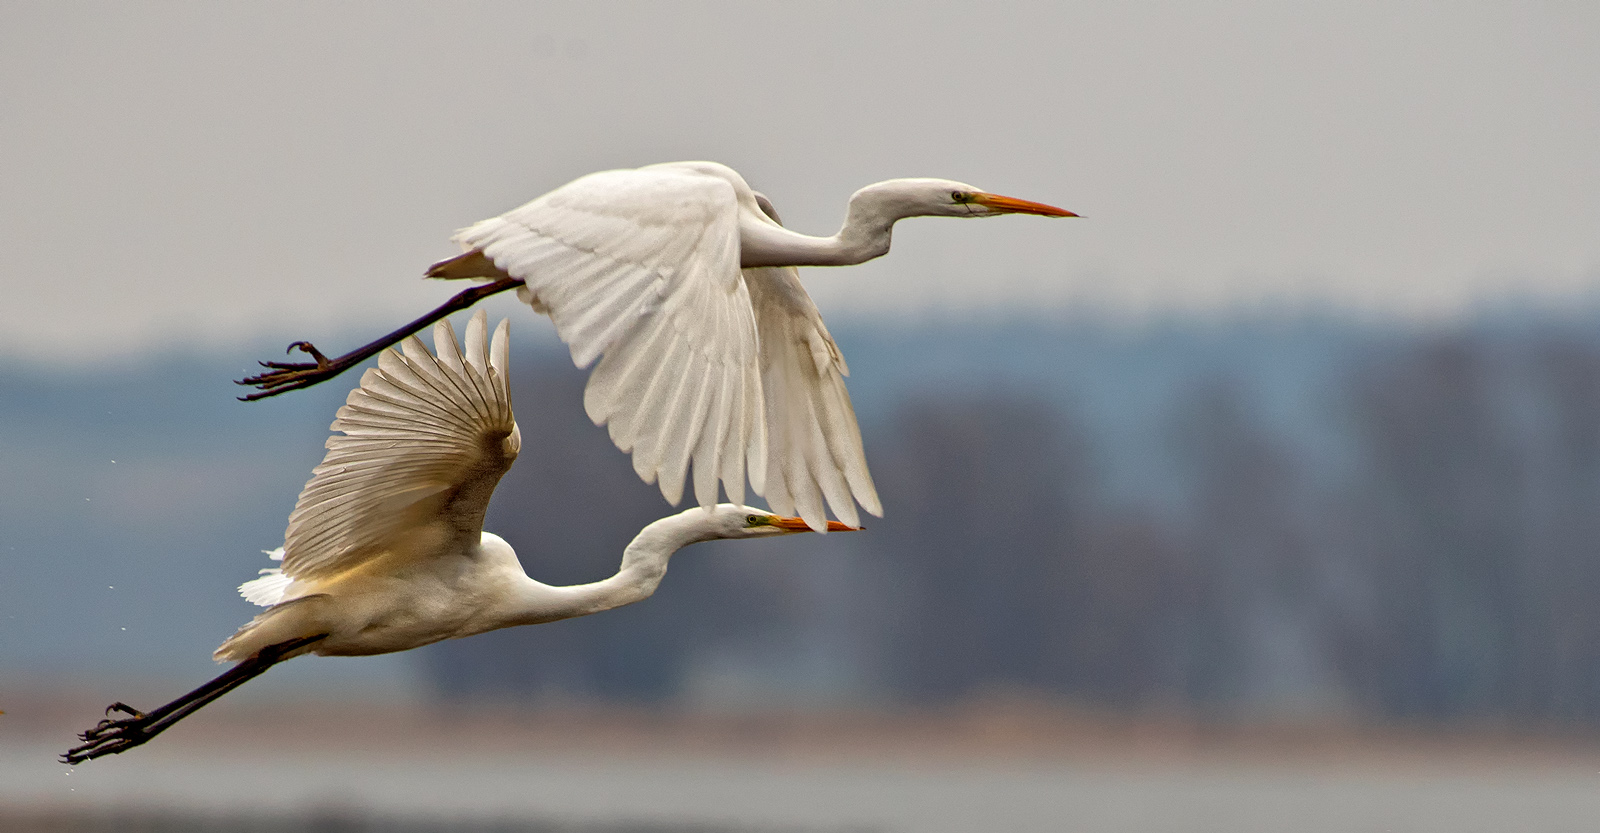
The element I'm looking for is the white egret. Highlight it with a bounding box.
[240,161,1076,529]
[65,310,852,764]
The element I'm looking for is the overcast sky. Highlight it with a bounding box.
[4,1,1598,365]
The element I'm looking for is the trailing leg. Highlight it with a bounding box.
[236,277,523,400]
[61,634,325,764]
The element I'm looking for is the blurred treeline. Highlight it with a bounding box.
[424,318,1600,725]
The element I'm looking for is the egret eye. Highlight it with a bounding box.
[745,514,767,527]
[950,190,969,203]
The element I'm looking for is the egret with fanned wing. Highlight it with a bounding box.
[65,310,852,764]
[241,162,1077,529]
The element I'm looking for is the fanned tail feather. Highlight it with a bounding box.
[239,547,291,606]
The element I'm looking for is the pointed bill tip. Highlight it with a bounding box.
[972,192,1079,217]
[768,516,862,532]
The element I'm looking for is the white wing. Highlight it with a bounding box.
[280,310,520,580]
[745,266,881,529]
[453,164,765,510]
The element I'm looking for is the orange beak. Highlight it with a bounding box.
[769,516,860,532]
[971,192,1079,217]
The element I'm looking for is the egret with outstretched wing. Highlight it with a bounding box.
[241,162,1076,529]
[65,310,852,764]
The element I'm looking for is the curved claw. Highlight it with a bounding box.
[62,732,138,764]
[256,359,318,371]
[235,371,328,400]
[106,701,144,719]
[235,341,343,400]
[64,703,153,763]
[234,274,525,403]
[286,341,332,369]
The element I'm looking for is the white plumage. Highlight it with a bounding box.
[451,165,776,519]
[238,548,289,606]
[436,161,1073,530]
[66,308,852,764]
[218,309,523,660]
[241,160,1075,531]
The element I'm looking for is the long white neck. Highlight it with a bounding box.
[738,183,910,268]
[500,511,715,626]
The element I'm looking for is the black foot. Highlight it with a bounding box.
[60,634,327,764]
[233,275,525,403]
[61,702,156,764]
[235,341,344,401]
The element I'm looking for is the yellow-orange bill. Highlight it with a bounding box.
[769,516,859,532]
[972,192,1079,217]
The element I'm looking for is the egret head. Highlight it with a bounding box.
[854,178,1078,221]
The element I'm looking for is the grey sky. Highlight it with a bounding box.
[4,2,1598,365]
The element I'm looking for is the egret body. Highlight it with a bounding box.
[65,311,850,764]
[241,161,1076,530]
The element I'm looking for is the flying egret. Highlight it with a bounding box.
[240,161,1076,529]
[64,310,852,764]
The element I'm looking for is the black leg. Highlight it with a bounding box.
[236,277,525,401]
[61,634,326,764]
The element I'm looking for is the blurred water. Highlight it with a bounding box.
[7,736,1600,833]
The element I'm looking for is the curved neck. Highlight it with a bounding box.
[738,186,904,268]
[503,511,713,626]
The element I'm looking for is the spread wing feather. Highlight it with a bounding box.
[280,311,520,580]
[454,165,763,511]
[446,162,877,530]
[744,266,882,529]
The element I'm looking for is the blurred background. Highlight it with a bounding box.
[5,2,1600,831]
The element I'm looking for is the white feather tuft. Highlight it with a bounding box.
[240,548,292,606]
